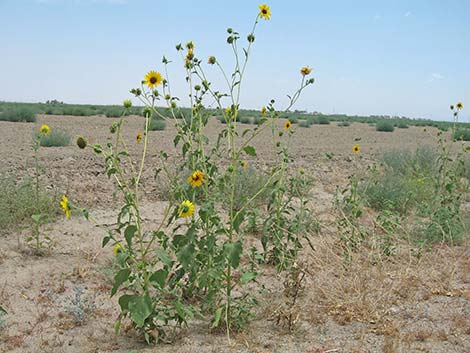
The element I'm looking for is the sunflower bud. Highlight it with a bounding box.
[130,88,141,97]
[308,78,315,84]
[76,136,87,149]
[208,56,216,65]
[186,41,194,50]
[93,144,103,154]
[142,107,152,118]
[162,56,168,64]
[227,28,233,34]
[176,43,182,51]
[164,94,171,100]
[171,101,177,108]
[450,105,455,110]
[194,85,201,91]
[247,34,255,43]
[227,36,234,44]
[110,124,117,134]
[123,99,132,108]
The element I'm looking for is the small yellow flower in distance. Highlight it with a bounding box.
[39,124,50,135]
[352,144,361,154]
[113,243,122,255]
[300,66,312,77]
[178,200,195,218]
[144,70,163,89]
[284,119,292,131]
[258,4,271,20]
[456,102,463,110]
[136,132,143,143]
[261,106,267,117]
[241,161,248,169]
[188,170,205,187]
[60,195,71,219]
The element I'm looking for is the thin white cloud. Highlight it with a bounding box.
[428,73,444,82]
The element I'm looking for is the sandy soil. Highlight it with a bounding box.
[0,115,468,353]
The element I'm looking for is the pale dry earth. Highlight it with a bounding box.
[0,115,468,353]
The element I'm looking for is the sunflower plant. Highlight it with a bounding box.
[74,3,315,343]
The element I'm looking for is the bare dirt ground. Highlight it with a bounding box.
[0,115,469,353]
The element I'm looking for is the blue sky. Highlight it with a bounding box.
[1,0,469,121]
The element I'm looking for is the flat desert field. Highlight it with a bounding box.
[0,114,469,353]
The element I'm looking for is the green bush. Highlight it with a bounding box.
[239,116,252,124]
[105,107,125,118]
[362,146,438,214]
[298,120,312,128]
[0,175,57,233]
[0,108,36,122]
[312,116,330,125]
[62,107,90,116]
[337,121,350,127]
[376,121,395,132]
[454,128,470,141]
[397,122,409,129]
[35,129,71,147]
[149,119,166,131]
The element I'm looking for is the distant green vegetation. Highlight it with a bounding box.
[0,106,36,122]
[376,121,395,132]
[454,128,470,141]
[1,101,469,132]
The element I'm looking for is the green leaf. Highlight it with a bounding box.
[224,241,242,268]
[111,268,131,297]
[177,243,195,270]
[149,269,168,289]
[128,294,152,328]
[102,236,111,247]
[233,210,246,233]
[118,294,133,312]
[243,145,257,157]
[212,307,223,328]
[31,214,43,222]
[0,305,6,314]
[240,271,257,284]
[124,225,137,248]
[156,248,173,267]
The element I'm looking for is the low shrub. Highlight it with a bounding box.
[376,121,395,132]
[35,129,71,147]
[0,175,57,233]
[148,119,166,131]
[337,121,350,127]
[454,128,470,141]
[397,122,409,129]
[0,108,36,122]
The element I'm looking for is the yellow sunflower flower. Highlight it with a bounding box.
[144,70,163,89]
[241,161,248,169]
[284,119,292,131]
[300,66,312,77]
[456,102,463,110]
[113,243,122,255]
[39,124,50,135]
[187,170,205,187]
[352,144,361,154]
[261,106,267,117]
[258,4,271,20]
[178,200,195,218]
[136,132,142,143]
[60,195,71,219]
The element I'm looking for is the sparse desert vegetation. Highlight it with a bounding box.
[0,3,469,353]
